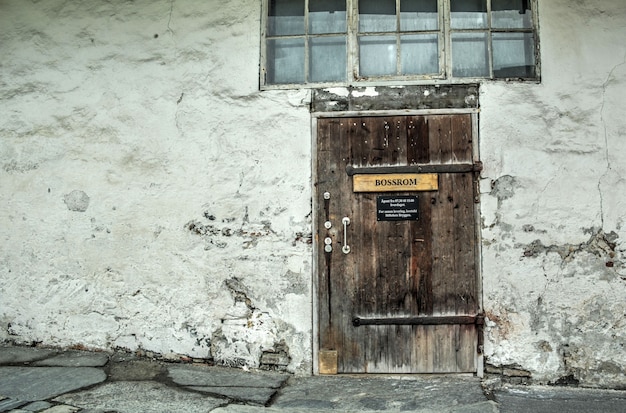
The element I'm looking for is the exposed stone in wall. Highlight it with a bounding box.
[520,230,620,267]
[260,340,291,371]
[210,278,293,370]
[484,363,532,386]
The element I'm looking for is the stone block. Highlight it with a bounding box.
[0,367,106,402]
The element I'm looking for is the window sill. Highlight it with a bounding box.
[260,76,541,91]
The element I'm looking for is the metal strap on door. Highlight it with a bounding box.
[352,314,486,356]
[345,162,483,175]
[352,314,485,327]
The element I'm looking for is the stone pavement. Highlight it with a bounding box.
[1,346,625,413]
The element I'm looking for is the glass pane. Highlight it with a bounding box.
[492,0,532,29]
[359,35,397,76]
[493,32,535,77]
[451,32,489,77]
[310,0,347,34]
[401,34,439,75]
[266,38,305,84]
[400,0,438,31]
[359,0,396,33]
[450,0,487,29]
[268,0,305,36]
[310,36,347,82]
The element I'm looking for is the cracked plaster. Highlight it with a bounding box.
[0,0,625,386]
[479,1,626,387]
[0,0,311,373]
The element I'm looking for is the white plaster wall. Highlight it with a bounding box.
[1,0,625,387]
[0,0,313,372]
[480,0,626,387]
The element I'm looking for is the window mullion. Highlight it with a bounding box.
[531,0,540,78]
[304,0,310,83]
[396,0,401,75]
[348,0,359,81]
[442,0,450,77]
[486,0,494,78]
[260,0,268,86]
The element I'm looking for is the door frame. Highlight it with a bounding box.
[311,108,484,376]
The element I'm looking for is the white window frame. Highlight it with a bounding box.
[260,0,540,89]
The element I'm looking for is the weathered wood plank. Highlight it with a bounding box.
[407,116,430,164]
[428,116,444,164]
[414,193,434,315]
[317,118,337,355]
[438,116,454,163]
[456,324,478,372]
[451,114,473,163]
[432,324,456,372]
[452,173,478,315]
[431,173,456,314]
[340,118,363,373]
[419,326,434,372]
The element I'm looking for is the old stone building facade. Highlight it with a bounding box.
[1,0,624,388]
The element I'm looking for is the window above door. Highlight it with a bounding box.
[261,0,539,88]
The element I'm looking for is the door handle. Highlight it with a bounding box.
[342,217,351,254]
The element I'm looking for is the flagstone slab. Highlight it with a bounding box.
[187,385,278,406]
[19,400,54,411]
[0,367,106,402]
[0,397,26,411]
[32,351,109,368]
[54,381,225,413]
[0,348,57,365]
[108,359,166,381]
[272,375,488,412]
[168,364,288,389]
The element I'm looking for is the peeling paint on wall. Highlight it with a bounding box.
[0,0,312,374]
[478,1,626,388]
[0,0,625,387]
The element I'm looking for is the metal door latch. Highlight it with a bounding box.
[342,217,350,254]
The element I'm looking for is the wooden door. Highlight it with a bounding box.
[316,115,481,374]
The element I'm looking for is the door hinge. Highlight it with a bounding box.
[476,313,485,354]
[473,162,483,204]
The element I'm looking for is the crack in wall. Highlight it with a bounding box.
[174,97,185,136]
[167,0,175,38]
[598,50,626,228]
[168,0,182,135]
[528,165,562,224]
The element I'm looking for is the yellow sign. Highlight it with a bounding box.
[318,350,338,375]
[353,173,438,193]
